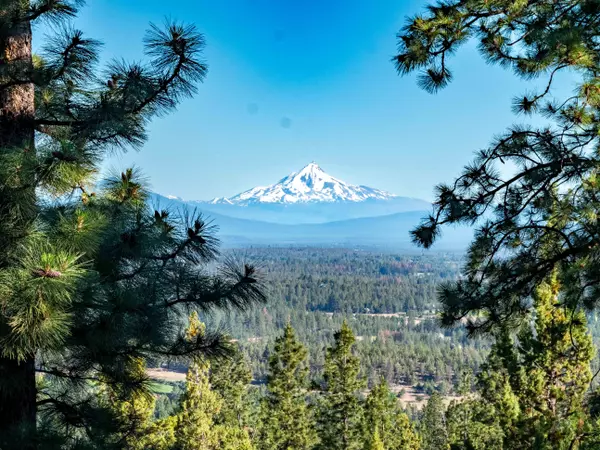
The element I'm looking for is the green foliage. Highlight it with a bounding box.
[210,347,253,428]
[395,1,600,445]
[0,1,266,444]
[514,275,594,447]
[257,322,317,450]
[174,358,222,450]
[396,0,600,338]
[363,377,420,450]
[97,314,431,450]
[316,321,366,450]
[208,248,486,392]
[446,275,597,449]
[102,358,176,450]
[213,424,254,450]
[446,400,504,450]
[364,428,384,450]
[421,392,448,450]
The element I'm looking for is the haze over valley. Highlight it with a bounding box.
[155,162,471,249]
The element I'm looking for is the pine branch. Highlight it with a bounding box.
[25,0,82,23]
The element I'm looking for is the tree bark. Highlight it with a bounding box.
[0,3,37,441]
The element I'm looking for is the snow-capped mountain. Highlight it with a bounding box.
[210,162,397,205]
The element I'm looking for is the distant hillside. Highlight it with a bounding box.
[164,162,431,224]
[152,194,471,250]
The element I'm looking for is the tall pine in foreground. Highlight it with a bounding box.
[394,0,600,335]
[0,1,265,447]
[394,1,600,446]
[316,321,365,450]
[257,322,317,450]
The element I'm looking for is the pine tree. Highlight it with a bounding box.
[317,320,365,450]
[446,329,521,450]
[446,274,595,449]
[445,365,503,450]
[365,428,385,450]
[421,392,448,450]
[213,425,255,450]
[175,359,222,450]
[475,330,522,438]
[210,347,254,450]
[446,400,504,450]
[174,313,222,450]
[103,358,176,450]
[0,1,266,446]
[394,0,600,335]
[506,275,592,448]
[211,346,253,428]
[257,322,317,450]
[395,2,600,445]
[363,377,420,450]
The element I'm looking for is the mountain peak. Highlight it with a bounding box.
[302,161,321,170]
[209,163,397,205]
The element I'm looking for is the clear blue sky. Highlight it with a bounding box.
[36,0,575,201]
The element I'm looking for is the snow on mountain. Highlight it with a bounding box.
[210,162,398,205]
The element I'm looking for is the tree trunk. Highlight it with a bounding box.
[0,3,37,441]
[0,357,37,436]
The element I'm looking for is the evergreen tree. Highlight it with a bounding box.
[257,322,317,450]
[175,359,222,450]
[445,365,503,450]
[210,346,254,450]
[211,346,253,428]
[213,425,254,450]
[394,2,600,445]
[446,274,595,449]
[491,276,592,449]
[476,329,521,433]
[317,320,365,450]
[446,400,504,450]
[365,428,384,450]
[446,329,526,450]
[515,274,593,447]
[363,377,420,450]
[395,0,600,336]
[420,392,448,450]
[103,358,176,450]
[0,1,266,446]
[174,313,222,450]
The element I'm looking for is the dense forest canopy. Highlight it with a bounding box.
[197,248,486,389]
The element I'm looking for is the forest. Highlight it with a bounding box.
[184,248,487,392]
[1,0,600,449]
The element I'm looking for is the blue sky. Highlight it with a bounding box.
[35,0,575,201]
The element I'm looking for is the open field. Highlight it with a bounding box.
[147,368,186,382]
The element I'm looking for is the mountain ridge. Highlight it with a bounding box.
[151,193,470,250]
[207,162,398,205]
[159,163,430,224]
